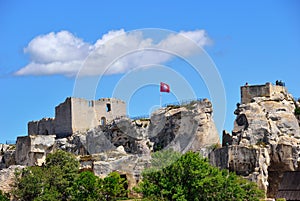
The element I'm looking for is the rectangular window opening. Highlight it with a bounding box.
[88,101,94,107]
[106,103,111,112]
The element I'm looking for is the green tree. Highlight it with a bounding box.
[13,166,45,200]
[43,150,79,200]
[138,151,264,201]
[69,171,105,201]
[0,190,9,201]
[13,150,80,201]
[69,171,128,201]
[101,172,128,200]
[13,150,129,201]
[148,149,182,171]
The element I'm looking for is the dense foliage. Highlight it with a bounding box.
[144,149,182,173]
[0,190,9,201]
[138,151,264,201]
[12,150,127,201]
[13,150,79,200]
[11,149,265,201]
[69,171,127,201]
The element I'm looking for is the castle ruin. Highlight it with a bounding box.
[2,81,300,200]
[28,97,126,138]
[241,82,287,104]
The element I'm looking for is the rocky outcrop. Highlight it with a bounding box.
[15,135,55,166]
[211,83,300,199]
[149,99,220,156]
[210,145,270,192]
[0,165,25,193]
[55,134,88,155]
[54,99,219,192]
[55,99,219,158]
[0,144,16,170]
[4,82,300,200]
[231,89,300,146]
[78,147,150,197]
[86,117,151,155]
[0,98,218,196]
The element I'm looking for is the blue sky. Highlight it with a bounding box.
[0,0,299,143]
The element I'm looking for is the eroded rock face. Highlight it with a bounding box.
[55,134,88,156]
[232,92,300,146]
[230,88,300,174]
[210,145,270,192]
[0,165,25,193]
[54,100,219,190]
[78,147,150,197]
[215,84,300,199]
[15,135,55,166]
[55,99,219,158]
[149,99,220,155]
[56,117,151,156]
[0,99,219,197]
[86,118,150,155]
[0,144,16,170]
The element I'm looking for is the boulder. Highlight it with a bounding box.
[15,135,55,166]
[209,145,270,192]
[232,92,300,146]
[149,99,220,154]
[0,144,16,169]
[79,149,150,197]
[0,165,25,193]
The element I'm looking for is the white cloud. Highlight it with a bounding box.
[15,29,211,77]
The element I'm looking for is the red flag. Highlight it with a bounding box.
[160,82,170,93]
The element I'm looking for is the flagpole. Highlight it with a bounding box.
[160,92,162,107]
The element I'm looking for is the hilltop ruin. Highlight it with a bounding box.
[28,97,126,137]
[1,82,300,200]
[210,82,300,200]
[1,97,220,196]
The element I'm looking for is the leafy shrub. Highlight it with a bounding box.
[0,190,9,201]
[13,150,79,200]
[12,150,129,201]
[137,151,264,201]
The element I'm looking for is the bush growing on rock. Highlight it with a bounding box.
[138,151,264,201]
[69,171,128,201]
[13,150,79,200]
[12,150,128,201]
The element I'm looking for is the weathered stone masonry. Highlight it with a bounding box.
[28,97,126,138]
[241,82,287,104]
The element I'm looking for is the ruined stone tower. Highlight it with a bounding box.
[28,97,126,137]
[241,82,287,104]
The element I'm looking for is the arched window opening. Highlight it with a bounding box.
[100,117,106,126]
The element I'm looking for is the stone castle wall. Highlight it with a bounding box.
[28,118,55,135]
[241,82,287,104]
[28,97,126,137]
[70,98,97,135]
[71,98,126,134]
[93,98,127,123]
[55,98,73,137]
